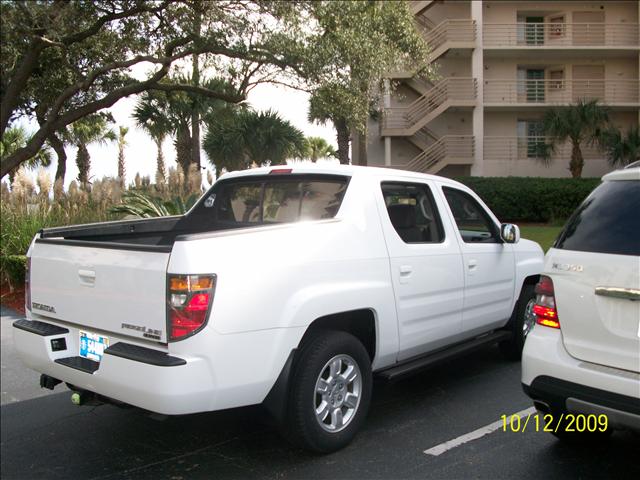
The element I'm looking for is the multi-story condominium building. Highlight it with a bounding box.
[356,0,639,177]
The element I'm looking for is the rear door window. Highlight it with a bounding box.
[381,182,445,244]
[555,180,640,256]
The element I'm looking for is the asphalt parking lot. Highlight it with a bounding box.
[1,307,638,480]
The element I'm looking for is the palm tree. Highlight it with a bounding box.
[541,99,610,178]
[117,126,129,186]
[303,136,337,162]
[0,126,52,183]
[66,114,116,189]
[203,109,306,174]
[599,125,640,168]
[132,76,238,180]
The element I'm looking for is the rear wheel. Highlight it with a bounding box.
[286,330,372,453]
[500,283,537,360]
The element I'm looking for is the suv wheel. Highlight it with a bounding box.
[287,330,372,453]
[500,283,537,360]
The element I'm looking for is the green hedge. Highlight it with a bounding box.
[454,177,601,223]
[0,254,27,290]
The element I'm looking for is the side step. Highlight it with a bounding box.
[377,330,512,381]
[55,356,100,374]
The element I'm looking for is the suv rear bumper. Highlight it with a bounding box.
[522,326,640,431]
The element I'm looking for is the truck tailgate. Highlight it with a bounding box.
[30,239,170,343]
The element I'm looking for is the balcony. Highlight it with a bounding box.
[484,136,602,163]
[484,79,639,107]
[390,135,475,175]
[483,22,639,49]
[382,78,477,136]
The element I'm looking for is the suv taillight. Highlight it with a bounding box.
[25,256,31,311]
[167,274,216,341]
[533,275,560,329]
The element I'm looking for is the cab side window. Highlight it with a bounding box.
[442,187,499,243]
[381,182,444,244]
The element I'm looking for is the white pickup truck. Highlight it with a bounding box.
[14,165,543,452]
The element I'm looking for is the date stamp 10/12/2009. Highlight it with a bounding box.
[501,412,609,433]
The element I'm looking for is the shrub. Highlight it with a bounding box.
[0,255,26,290]
[454,177,601,223]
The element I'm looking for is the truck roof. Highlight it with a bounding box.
[218,164,467,189]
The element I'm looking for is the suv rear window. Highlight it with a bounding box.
[190,175,349,227]
[555,180,640,256]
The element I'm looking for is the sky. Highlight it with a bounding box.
[22,83,338,190]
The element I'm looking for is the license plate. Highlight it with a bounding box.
[79,330,110,362]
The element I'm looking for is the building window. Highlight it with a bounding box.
[548,15,566,37]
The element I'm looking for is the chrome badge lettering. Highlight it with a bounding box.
[552,263,583,272]
[31,302,56,314]
[121,322,162,340]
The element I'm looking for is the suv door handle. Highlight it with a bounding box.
[595,286,640,301]
[467,260,478,271]
[399,265,413,284]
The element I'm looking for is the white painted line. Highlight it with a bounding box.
[424,406,537,456]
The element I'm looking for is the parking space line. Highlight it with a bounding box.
[423,406,536,456]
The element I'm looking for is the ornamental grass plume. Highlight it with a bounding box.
[36,168,52,200]
[53,178,64,201]
[187,164,202,195]
[11,168,35,201]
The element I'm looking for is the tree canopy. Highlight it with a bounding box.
[1,1,430,177]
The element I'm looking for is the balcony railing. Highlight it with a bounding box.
[484,79,639,105]
[483,22,639,48]
[484,136,602,162]
[383,78,477,132]
[424,19,476,60]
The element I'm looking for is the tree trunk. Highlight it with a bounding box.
[155,138,166,180]
[190,4,202,169]
[334,118,351,165]
[569,142,584,178]
[357,125,368,166]
[76,143,91,189]
[50,134,67,183]
[174,127,192,180]
[117,147,126,186]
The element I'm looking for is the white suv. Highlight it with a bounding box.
[522,164,640,439]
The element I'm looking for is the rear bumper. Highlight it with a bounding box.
[13,317,305,415]
[13,319,216,415]
[522,326,640,431]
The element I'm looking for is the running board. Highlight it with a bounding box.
[377,331,512,381]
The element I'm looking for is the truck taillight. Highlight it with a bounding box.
[167,274,216,341]
[25,256,31,311]
[533,275,560,329]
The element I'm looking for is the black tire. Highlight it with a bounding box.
[499,283,536,360]
[286,330,372,453]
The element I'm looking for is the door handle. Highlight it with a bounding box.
[467,260,478,271]
[595,286,640,301]
[399,265,413,284]
[78,269,96,286]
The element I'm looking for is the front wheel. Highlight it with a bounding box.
[500,283,537,360]
[286,330,372,453]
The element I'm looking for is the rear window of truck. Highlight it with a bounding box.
[189,174,349,226]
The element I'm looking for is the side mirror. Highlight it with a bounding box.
[500,223,520,244]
